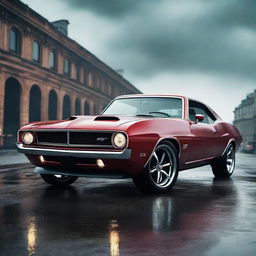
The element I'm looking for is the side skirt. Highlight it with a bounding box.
[179,159,213,171]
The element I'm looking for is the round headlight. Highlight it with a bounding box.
[112,133,127,148]
[22,132,34,145]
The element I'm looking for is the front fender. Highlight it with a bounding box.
[128,133,160,173]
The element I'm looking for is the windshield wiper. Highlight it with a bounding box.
[149,111,170,117]
[136,114,155,117]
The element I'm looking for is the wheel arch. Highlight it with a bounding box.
[158,138,181,157]
[222,139,236,156]
[143,137,181,168]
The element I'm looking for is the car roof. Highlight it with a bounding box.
[116,94,187,100]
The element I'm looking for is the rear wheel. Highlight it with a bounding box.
[132,142,178,193]
[211,144,235,178]
[40,174,78,186]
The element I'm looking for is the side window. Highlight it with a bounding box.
[189,100,216,124]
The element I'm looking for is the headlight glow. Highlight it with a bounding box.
[22,132,34,145]
[112,133,127,148]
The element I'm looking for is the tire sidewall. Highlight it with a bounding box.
[145,142,178,192]
[41,174,78,186]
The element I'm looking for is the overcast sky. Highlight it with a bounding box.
[22,0,256,122]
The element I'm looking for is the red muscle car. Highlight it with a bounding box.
[17,95,242,193]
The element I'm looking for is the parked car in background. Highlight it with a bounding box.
[17,95,242,193]
[242,142,255,154]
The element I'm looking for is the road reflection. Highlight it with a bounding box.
[152,197,172,233]
[27,217,37,256]
[109,220,120,256]
[0,173,238,256]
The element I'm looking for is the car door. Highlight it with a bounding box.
[187,100,220,162]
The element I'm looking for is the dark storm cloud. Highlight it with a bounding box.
[64,0,256,79]
[63,0,156,18]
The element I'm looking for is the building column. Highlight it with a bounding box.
[0,74,6,145]
[80,67,84,84]
[1,21,9,50]
[57,52,63,74]
[57,89,65,120]
[20,79,31,126]
[42,46,49,68]
[71,93,76,116]
[90,100,95,115]
[22,34,31,60]
[41,85,50,121]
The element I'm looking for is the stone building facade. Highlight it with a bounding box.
[233,90,256,152]
[0,0,141,148]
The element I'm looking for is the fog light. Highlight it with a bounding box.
[39,155,45,163]
[22,132,34,145]
[96,159,105,168]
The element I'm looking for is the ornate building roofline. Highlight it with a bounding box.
[0,0,141,94]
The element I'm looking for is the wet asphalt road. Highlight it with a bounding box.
[0,153,255,256]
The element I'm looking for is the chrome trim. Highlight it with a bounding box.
[20,129,121,132]
[185,156,214,165]
[16,143,131,159]
[111,132,128,149]
[67,130,70,146]
[19,129,129,149]
[35,142,114,148]
[22,132,34,145]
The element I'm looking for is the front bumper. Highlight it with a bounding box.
[33,166,129,178]
[16,143,132,160]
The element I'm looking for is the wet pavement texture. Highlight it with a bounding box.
[0,153,255,256]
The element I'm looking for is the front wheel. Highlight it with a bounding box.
[40,174,78,186]
[132,142,178,193]
[211,144,235,178]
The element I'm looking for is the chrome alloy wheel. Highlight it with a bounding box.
[226,145,235,174]
[149,145,176,188]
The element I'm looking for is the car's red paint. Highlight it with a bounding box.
[17,95,242,179]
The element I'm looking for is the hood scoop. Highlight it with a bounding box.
[94,116,120,121]
[68,116,77,120]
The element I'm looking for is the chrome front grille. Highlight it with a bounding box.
[34,130,114,148]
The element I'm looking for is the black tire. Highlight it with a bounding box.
[132,142,179,193]
[40,174,78,186]
[211,144,235,178]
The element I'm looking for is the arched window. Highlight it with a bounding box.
[84,102,90,115]
[93,104,98,115]
[62,95,71,119]
[32,41,41,63]
[49,50,57,70]
[48,90,58,120]
[9,28,21,54]
[3,77,22,148]
[29,85,41,122]
[75,99,81,115]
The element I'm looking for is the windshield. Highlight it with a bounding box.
[102,97,183,118]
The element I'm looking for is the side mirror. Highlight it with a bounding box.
[195,114,204,122]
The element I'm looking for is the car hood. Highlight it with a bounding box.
[21,115,147,131]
